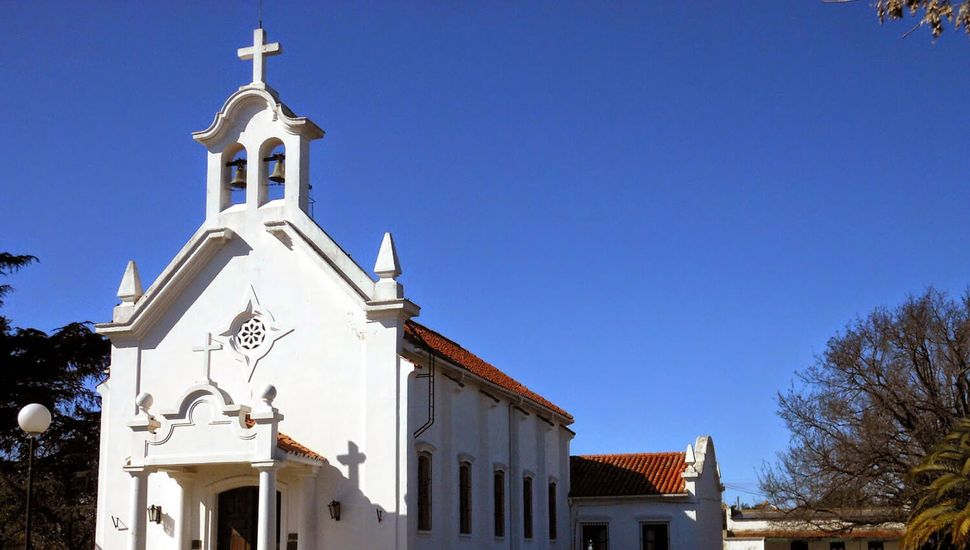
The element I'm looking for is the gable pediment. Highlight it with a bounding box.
[96,210,379,340]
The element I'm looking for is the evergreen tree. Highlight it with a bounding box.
[0,252,108,549]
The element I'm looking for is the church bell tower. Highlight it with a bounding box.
[193,28,325,223]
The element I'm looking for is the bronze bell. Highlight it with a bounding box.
[265,153,286,184]
[226,158,248,190]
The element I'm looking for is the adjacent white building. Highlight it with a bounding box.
[570,437,724,550]
[92,28,724,550]
[724,508,903,550]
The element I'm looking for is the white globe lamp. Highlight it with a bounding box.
[18,403,51,550]
[18,403,52,435]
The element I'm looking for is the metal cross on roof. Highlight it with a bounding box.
[238,28,282,87]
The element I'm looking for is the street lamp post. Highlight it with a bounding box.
[17,404,51,550]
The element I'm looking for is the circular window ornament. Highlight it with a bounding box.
[218,286,294,382]
[237,317,267,350]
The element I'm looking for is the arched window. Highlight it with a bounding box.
[547,481,557,540]
[459,461,472,534]
[493,469,505,537]
[523,476,534,539]
[417,452,432,531]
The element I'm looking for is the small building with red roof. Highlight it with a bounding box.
[570,437,724,550]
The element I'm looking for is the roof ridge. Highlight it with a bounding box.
[576,451,686,459]
[404,320,572,419]
[406,319,463,349]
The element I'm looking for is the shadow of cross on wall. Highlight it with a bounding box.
[337,441,366,489]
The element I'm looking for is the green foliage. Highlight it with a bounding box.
[0,252,108,549]
[904,418,970,549]
[876,0,970,37]
[0,253,36,310]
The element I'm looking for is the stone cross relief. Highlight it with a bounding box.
[192,332,223,384]
[238,28,281,86]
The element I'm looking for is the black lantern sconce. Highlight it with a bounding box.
[376,507,384,523]
[327,500,341,521]
[147,504,163,524]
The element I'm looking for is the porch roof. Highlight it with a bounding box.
[276,431,326,463]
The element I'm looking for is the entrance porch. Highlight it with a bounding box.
[124,382,325,550]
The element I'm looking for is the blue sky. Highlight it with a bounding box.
[1,2,968,504]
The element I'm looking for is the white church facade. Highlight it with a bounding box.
[93,29,723,550]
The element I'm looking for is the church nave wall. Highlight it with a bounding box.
[409,356,571,550]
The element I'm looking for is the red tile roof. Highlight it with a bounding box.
[244,417,327,463]
[570,453,687,497]
[404,320,571,420]
[276,432,327,463]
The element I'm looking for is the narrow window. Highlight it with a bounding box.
[547,481,557,540]
[640,522,669,550]
[493,470,505,537]
[868,543,884,550]
[417,452,432,531]
[791,542,809,550]
[459,461,472,534]
[830,543,846,550]
[523,476,534,539]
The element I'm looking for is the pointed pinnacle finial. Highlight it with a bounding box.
[117,260,143,304]
[374,232,401,279]
[373,232,404,301]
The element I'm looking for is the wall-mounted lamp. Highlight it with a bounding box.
[327,500,341,521]
[376,508,384,523]
[147,505,163,524]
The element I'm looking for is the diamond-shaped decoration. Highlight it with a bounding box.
[219,286,292,381]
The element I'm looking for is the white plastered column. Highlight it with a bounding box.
[297,468,319,550]
[126,467,149,550]
[254,461,279,550]
[169,471,195,550]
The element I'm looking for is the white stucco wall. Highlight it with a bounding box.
[573,497,707,549]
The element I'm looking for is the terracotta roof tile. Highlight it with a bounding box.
[276,432,327,463]
[244,417,326,463]
[570,453,687,497]
[404,320,571,420]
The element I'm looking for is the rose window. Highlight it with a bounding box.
[236,317,267,350]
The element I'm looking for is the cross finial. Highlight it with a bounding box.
[238,28,282,88]
[192,333,223,383]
